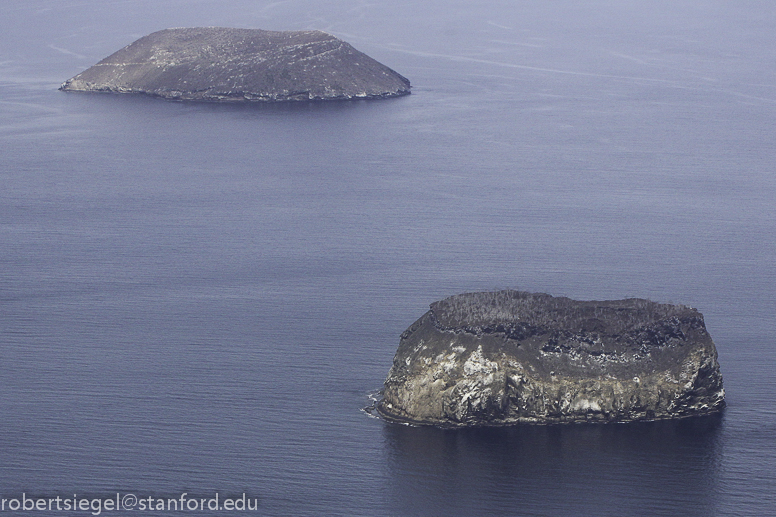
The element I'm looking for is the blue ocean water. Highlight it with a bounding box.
[2,1,775,516]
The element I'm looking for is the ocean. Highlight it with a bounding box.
[1,1,775,515]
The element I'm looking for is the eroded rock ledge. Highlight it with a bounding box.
[378,290,725,426]
[59,27,410,102]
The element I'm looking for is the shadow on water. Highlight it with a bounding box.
[382,414,724,517]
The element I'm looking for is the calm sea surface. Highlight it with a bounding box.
[2,1,775,516]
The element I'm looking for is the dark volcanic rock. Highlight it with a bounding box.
[378,290,725,426]
[59,27,410,102]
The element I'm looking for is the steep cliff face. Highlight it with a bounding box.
[378,291,725,426]
[60,27,410,102]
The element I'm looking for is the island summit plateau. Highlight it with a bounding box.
[378,290,725,427]
[59,27,410,102]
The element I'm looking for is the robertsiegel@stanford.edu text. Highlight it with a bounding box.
[1,493,259,515]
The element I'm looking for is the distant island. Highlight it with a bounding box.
[378,290,725,426]
[59,27,411,102]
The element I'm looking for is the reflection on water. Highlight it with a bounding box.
[384,415,723,517]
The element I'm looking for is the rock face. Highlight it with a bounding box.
[59,27,410,102]
[378,290,725,426]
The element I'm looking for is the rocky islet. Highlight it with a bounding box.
[378,290,725,426]
[60,27,410,102]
